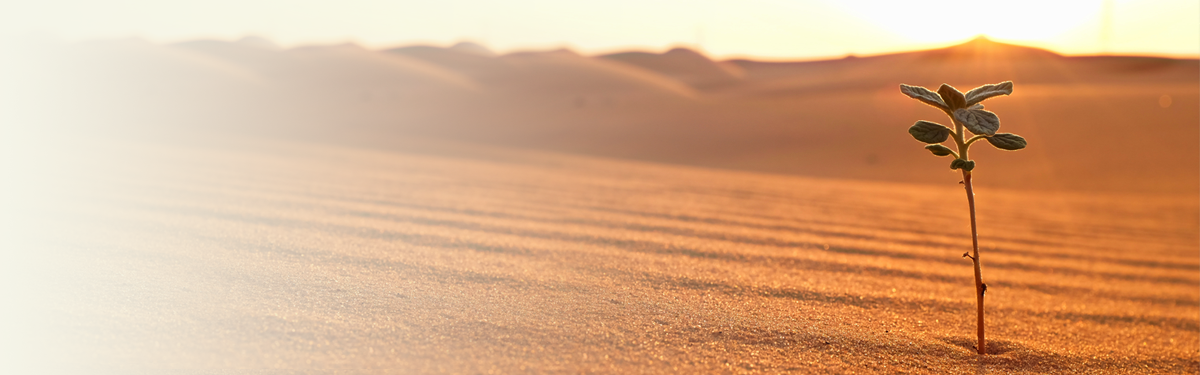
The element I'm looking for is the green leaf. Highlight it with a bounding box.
[950,159,977,171]
[925,144,953,156]
[908,120,951,143]
[900,84,949,111]
[986,133,1027,150]
[965,81,1013,106]
[937,84,966,109]
[953,108,1000,135]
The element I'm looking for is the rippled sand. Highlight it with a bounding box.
[2,136,1196,374]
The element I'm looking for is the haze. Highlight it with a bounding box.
[3,0,1198,59]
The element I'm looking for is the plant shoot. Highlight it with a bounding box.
[899,81,1026,355]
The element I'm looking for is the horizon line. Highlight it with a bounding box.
[25,34,1200,62]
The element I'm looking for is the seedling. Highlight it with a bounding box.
[899,81,1026,355]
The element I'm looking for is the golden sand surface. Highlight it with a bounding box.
[2,137,1196,374]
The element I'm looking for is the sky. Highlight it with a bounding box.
[1,0,1197,59]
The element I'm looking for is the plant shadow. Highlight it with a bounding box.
[940,336,1021,356]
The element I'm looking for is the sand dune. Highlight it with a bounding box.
[5,37,1196,194]
[170,38,282,74]
[600,47,745,89]
[172,40,481,110]
[493,49,697,98]
[2,134,1194,373]
[385,44,502,75]
[272,43,479,93]
[724,38,1196,96]
[174,39,480,93]
[386,44,698,98]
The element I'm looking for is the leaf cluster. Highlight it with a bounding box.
[899,81,1026,172]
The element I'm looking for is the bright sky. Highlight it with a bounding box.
[2,0,1196,59]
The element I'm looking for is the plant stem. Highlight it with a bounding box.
[964,134,989,147]
[962,170,985,355]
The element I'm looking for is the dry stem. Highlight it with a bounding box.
[962,170,985,354]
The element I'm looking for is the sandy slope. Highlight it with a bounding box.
[2,135,1195,374]
[7,37,1195,195]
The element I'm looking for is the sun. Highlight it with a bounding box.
[831,0,1108,45]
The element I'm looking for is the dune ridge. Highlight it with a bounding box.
[4,36,1196,194]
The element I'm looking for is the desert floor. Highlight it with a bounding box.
[1,135,1197,374]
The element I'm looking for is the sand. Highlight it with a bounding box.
[8,37,1197,195]
[1,35,1196,373]
[2,135,1195,374]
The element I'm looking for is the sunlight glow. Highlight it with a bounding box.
[830,0,1108,43]
[0,0,1194,59]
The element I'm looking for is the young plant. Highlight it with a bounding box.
[898,81,1026,355]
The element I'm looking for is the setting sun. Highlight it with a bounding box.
[832,0,1106,42]
[828,0,1197,56]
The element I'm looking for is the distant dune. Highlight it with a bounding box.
[599,47,744,88]
[4,36,1196,194]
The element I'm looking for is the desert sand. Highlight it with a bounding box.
[1,134,1195,374]
[0,36,1197,373]
[7,37,1197,194]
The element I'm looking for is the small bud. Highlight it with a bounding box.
[937,84,967,109]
